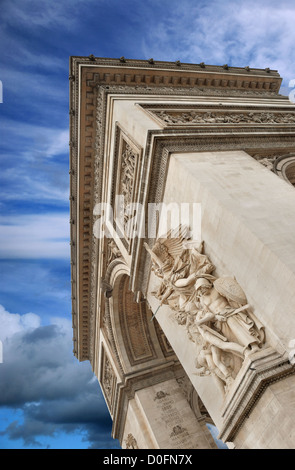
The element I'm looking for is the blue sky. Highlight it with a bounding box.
[0,0,294,450]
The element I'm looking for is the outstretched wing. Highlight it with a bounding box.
[157,224,191,260]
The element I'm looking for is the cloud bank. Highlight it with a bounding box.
[140,0,295,90]
[0,306,119,448]
[0,214,70,259]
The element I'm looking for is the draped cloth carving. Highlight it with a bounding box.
[145,226,265,394]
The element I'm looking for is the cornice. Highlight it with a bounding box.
[218,349,295,442]
[70,55,282,82]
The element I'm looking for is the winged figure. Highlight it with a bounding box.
[144,225,266,393]
[144,225,215,323]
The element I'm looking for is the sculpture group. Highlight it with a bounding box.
[145,226,265,394]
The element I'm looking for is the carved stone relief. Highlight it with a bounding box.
[145,225,266,395]
[252,152,295,186]
[118,141,137,224]
[114,135,141,245]
[107,238,122,264]
[275,154,295,185]
[124,433,139,449]
[101,348,116,410]
[150,109,295,126]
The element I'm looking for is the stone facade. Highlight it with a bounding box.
[70,57,295,449]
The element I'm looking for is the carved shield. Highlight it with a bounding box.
[213,277,247,305]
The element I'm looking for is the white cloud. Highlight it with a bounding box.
[0,304,117,449]
[0,305,41,341]
[142,0,295,88]
[0,120,69,160]
[0,37,66,72]
[44,130,69,159]
[0,213,70,259]
[0,121,69,204]
[49,316,72,334]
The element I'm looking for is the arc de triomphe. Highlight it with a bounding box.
[69,56,295,449]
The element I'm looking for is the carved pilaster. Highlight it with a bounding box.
[100,347,117,413]
[113,129,143,250]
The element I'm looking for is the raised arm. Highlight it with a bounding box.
[195,313,215,326]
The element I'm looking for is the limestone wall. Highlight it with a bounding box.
[146,149,295,439]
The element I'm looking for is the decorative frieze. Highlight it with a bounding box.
[149,109,295,126]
